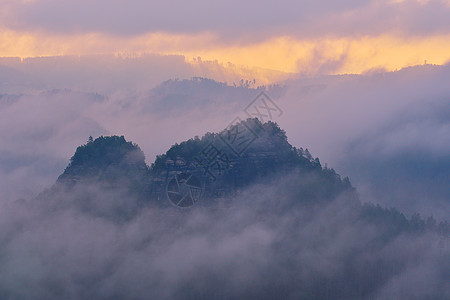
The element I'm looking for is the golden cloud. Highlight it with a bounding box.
[1,28,449,80]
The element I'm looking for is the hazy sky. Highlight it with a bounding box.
[1,0,449,75]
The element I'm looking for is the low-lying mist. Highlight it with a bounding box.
[0,169,448,300]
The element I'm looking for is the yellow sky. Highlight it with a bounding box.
[1,28,449,78]
[180,35,450,74]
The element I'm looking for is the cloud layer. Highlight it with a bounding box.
[1,1,449,74]
[1,0,449,38]
[0,172,447,299]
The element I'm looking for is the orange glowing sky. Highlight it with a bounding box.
[1,0,449,80]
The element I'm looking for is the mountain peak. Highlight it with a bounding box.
[149,118,353,204]
[57,135,149,190]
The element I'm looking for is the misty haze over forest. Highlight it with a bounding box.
[1,0,449,299]
[0,58,448,299]
[1,59,448,218]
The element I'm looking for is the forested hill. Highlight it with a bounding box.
[150,119,354,204]
[38,119,448,237]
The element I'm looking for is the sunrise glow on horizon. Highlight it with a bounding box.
[1,30,449,84]
[1,0,449,82]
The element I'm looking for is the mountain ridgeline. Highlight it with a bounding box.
[46,118,448,234]
[55,119,353,208]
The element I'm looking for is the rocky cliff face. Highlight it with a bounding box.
[149,119,354,206]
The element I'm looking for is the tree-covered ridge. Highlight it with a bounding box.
[151,119,306,171]
[151,118,353,201]
[57,136,149,196]
[148,77,285,112]
[63,136,146,173]
[44,121,449,236]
